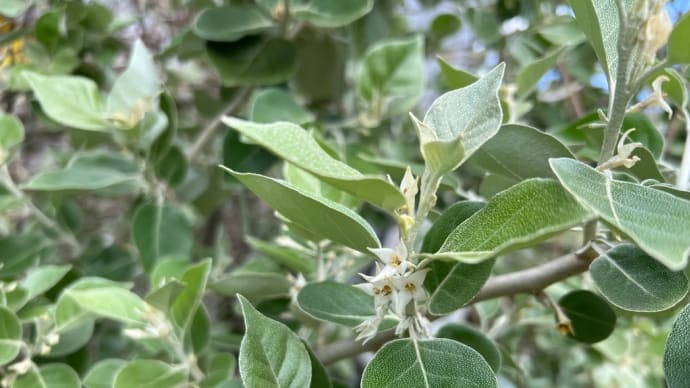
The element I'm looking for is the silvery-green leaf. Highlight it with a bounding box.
[551,158,690,270]
[417,63,504,174]
[590,244,688,312]
[221,118,405,211]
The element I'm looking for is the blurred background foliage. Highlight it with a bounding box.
[1,0,690,386]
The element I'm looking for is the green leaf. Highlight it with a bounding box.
[620,146,664,182]
[0,0,31,17]
[106,40,161,129]
[558,290,616,344]
[469,124,575,183]
[113,359,187,388]
[13,363,80,388]
[47,320,94,357]
[304,340,332,388]
[250,88,314,125]
[193,5,274,42]
[668,12,690,64]
[206,37,297,87]
[291,0,373,28]
[422,201,491,315]
[131,203,194,272]
[357,36,424,122]
[361,338,497,388]
[421,201,486,254]
[297,281,377,327]
[568,0,629,83]
[22,152,142,192]
[56,278,148,328]
[22,264,71,301]
[0,234,46,279]
[171,259,211,332]
[432,179,593,263]
[84,359,126,388]
[416,63,504,174]
[664,303,690,387]
[0,112,24,164]
[0,306,21,366]
[222,118,405,211]
[590,244,688,312]
[427,260,495,315]
[221,169,380,252]
[437,56,478,89]
[145,280,185,312]
[211,272,292,302]
[237,294,311,388]
[23,71,108,131]
[429,14,462,41]
[248,237,315,274]
[550,158,690,270]
[436,323,502,373]
[516,46,567,97]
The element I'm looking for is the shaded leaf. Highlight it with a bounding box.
[558,289,616,344]
[193,5,273,42]
[436,323,502,373]
[357,36,424,121]
[131,203,193,272]
[0,306,21,366]
[250,88,314,125]
[590,244,688,312]
[291,0,373,28]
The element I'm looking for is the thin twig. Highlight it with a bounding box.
[187,87,253,162]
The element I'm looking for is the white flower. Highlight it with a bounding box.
[597,129,643,171]
[354,316,383,343]
[391,269,430,316]
[368,244,409,275]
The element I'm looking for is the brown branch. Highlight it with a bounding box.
[187,87,253,162]
[316,251,593,365]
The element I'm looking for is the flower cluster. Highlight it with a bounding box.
[353,243,431,343]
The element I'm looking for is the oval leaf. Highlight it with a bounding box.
[291,0,373,28]
[468,124,575,183]
[433,179,593,263]
[193,5,273,42]
[417,62,505,174]
[211,272,292,302]
[356,36,424,121]
[221,168,380,252]
[238,295,311,388]
[436,323,502,373]
[131,203,194,272]
[558,290,616,344]
[297,281,376,327]
[14,363,80,388]
[668,12,690,64]
[250,88,314,125]
[0,306,22,366]
[84,359,127,388]
[590,244,689,312]
[221,118,405,211]
[664,303,690,387]
[113,359,186,388]
[23,72,108,131]
[550,158,690,270]
[361,338,497,388]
